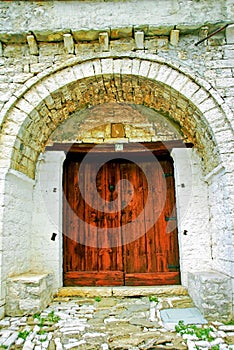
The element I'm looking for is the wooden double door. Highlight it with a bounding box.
[63,151,180,286]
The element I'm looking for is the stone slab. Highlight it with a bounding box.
[226,24,234,44]
[58,287,112,298]
[160,307,207,330]
[188,271,232,322]
[6,273,54,316]
[112,286,188,297]
[58,286,188,298]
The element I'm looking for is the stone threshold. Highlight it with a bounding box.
[57,285,188,298]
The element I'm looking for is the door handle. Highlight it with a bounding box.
[109,184,115,192]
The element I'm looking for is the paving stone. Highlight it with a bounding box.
[226,336,234,345]
[129,318,160,328]
[127,304,149,313]
[22,339,35,350]
[0,296,232,349]
[96,298,118,308]
[3,331,18,347]
[0,319,10,326]
[171,298,194,308]
[219,325,234,332]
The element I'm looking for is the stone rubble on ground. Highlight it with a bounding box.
[0,296,233,350]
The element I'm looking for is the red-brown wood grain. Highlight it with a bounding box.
[63,152,180,286]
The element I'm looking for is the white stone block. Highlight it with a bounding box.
[22,339,34,350]
[226,24,234,44]
[188,271,232,322]
[170,74,190,92]
[27,35,39,55]
[5,273,54,316]
[199,97,217,113]
[91,59,102,76]
[81,61,95,78]
[148,62,160,79]
[138,60,151,77]
[63,33,74,54]
[131,58,141,76]
[3,331,18,347]
[155,65,172,83]
[24,88,44,108]
[135,31,144,49]
[43,75,59,93]
[120,58,133,75]
[112,58,122,74]
[170,29,180,46]
[100,58,113,75]
[99,32,109,51]
[180,80,200,99]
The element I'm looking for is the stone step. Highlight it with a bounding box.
[56,285,189,298]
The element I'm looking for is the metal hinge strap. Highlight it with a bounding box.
[165,216,177,221]
[168,264,180,270]
[163,173,173,178]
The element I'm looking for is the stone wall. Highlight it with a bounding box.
[0,0,233,38]
[49,103,182,144]
[0,171,34,317]
[32,151,65,290]
[171,149,212,285]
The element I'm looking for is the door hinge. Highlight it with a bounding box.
[165,216,177,221]
[163,173,173,178]
[168,264,180,270]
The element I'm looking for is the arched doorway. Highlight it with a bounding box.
[0,56,233,317]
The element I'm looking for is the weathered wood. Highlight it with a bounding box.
[47,141,193,154]
[125,272,180,285]
[121,161,147,273]
[160,159,180,275]
[63,152,181,286]
[64,271,124,286]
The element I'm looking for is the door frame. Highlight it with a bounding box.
[58,141,193,286]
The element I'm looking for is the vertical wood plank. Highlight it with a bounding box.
[161,158,180,272]
[84,160,98,272]
[121,161,147,274]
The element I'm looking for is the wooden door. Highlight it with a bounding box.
[63,152,180,286]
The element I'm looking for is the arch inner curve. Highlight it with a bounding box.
[9,71,219,178]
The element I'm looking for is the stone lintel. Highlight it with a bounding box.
[0,22,230,44]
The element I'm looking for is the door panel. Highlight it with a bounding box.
[63,157,124,286]
[63,153,180,286]
[121,161,147,274]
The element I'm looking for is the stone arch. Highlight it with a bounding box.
[0,56,233,179]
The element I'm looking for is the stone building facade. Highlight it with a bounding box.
[0,0,233,320]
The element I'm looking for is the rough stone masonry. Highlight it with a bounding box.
[0,0,233,321]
